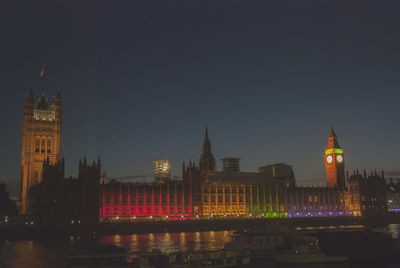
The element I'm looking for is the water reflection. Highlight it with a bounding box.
[2,224,399,268]
[387,224,400,239]
[97,230,234,254]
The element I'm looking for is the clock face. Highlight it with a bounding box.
[336,155,343,163]
[326,155,333,163]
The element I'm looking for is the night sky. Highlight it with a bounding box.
[1,1,399,196]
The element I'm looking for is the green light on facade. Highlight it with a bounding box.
[325,148,343,155]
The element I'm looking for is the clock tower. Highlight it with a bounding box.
[324,126,345,189]
[20,67,62,215]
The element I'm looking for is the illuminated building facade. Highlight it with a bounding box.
[201,182,288,217]
[153,159,171,183]
[100,181,193,221]
[98,127,387,221]
[20,68,62,215]
[288,187,348,217]
[18,84,391,223]
[325,126,345,189]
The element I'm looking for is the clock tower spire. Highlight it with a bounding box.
[325,126,345,189]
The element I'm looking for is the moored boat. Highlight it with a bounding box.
[274,235,348,265]
[224,226,289,258]
[132,249,250,268]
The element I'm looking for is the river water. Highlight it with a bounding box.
[0,230,234,268]
[1,224,399,268]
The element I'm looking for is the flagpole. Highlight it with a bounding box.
[40,64,46,94]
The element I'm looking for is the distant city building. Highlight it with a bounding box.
[222,158,240,172]
[325,126,345,189]
[153,159,171,183]
[20,67,62,215]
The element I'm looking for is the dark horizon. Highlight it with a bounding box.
[1,1,400,197]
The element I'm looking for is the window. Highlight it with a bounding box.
[35,139,40,153]
[47,139,51,147]
[41,140,45,146]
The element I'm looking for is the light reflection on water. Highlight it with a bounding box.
[1,224,400,268]
[98,230,233,254]
[387,224,400,239]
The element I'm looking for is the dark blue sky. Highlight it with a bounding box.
[1,0,399,196]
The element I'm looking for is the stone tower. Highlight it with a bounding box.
[324,126,345,189]
[199,126,216,172]
[20,67,62,214]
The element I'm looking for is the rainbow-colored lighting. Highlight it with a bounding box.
[325,148,343,155]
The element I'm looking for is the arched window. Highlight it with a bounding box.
[35,139,40,153]
[47,139,51,153]
[41,140,45,153]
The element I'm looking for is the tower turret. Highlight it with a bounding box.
[20,67,62,214]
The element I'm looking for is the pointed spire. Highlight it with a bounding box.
[381,169,385,179]
[55,88,61,102]
[200,126,216,171]
[28,85,33,96]
[329,125,337,138]
[25,85,34,104]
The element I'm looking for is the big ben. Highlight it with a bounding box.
[324,126,345,189]
[20,66,62,214]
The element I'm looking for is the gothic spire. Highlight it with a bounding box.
[329,125,337,138]
[327,125,341,148]
[199,126,216,171]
